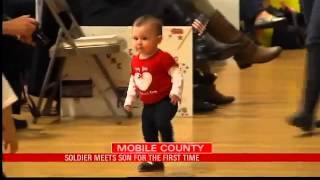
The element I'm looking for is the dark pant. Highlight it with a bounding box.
[301,0,320,46]
[3,0,35,18]
[300,0,320,116]
[240,0,265,32]
[142,96,178,142]
[2,36,34,114]
[27,3,60,97]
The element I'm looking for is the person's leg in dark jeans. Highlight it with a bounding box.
[141,104,159,143]
[138,104,163,172]
[300,0,320,113]
[155,97,178,142]
[138,97,178,172]
[289,0,320,132]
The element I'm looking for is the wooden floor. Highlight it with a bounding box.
[4,49,320,177]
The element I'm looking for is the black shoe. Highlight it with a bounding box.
[14,118,28,129]
[194,33,240,61]
[193,100,217,113]
[208,94,235,105]
[196,73,235,105]
[288,113,314,132]
[193,69,215,85]
[137,162,164,172]
[208,85,235,105]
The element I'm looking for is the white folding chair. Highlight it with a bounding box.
[34,0,130,123]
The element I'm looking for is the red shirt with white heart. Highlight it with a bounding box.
[131,50,178,104]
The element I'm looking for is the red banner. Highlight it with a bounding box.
[111,143,212,153]
[3,153,320,162]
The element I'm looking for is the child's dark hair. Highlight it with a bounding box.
[133,15,163,35]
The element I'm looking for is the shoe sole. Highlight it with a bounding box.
[138,169,164,172]
[237,47,283,69]
[287,118,315,132]
[254,47,283,64]
[254,19,287,29]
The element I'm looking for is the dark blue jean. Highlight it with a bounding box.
[298,0,320,116]
[142,96,178,143]
[301,0,320,46]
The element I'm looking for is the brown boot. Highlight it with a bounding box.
[206,10,282,69]
[233,37,283,69]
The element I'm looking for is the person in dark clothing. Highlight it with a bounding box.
[124,15,183,172]
[288,0,320,133]
[71,0,168,26]
[2,0,38,129]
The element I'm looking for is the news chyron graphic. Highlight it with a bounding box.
[3,143,320,162]
[3,143,212,162]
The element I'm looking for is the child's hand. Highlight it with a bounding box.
[170,94,181,105]
[124,105,132,112]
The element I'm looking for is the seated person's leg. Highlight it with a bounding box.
[193,0,282,69]
[240,0,265,32]
[2,36,34,129]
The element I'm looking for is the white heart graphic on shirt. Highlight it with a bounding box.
[134,72,152,91]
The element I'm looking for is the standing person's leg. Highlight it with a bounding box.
[300,0,313,23]
[304,0,320,115]
[138,102,168,172]
[289,0,320,132]
[137,97,178,172]
[138,105,159,172]
[141,105,159,142]
[154,97,178,142]
[301,0,320,114]
[303,0,320,46]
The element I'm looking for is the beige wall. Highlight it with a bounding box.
[208,0,239,28]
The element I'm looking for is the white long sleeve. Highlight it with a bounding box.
[124,75,137,107]
[168,66,183,98]
[2,74,18,109]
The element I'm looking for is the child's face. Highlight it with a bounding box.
[132,23,162,57]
